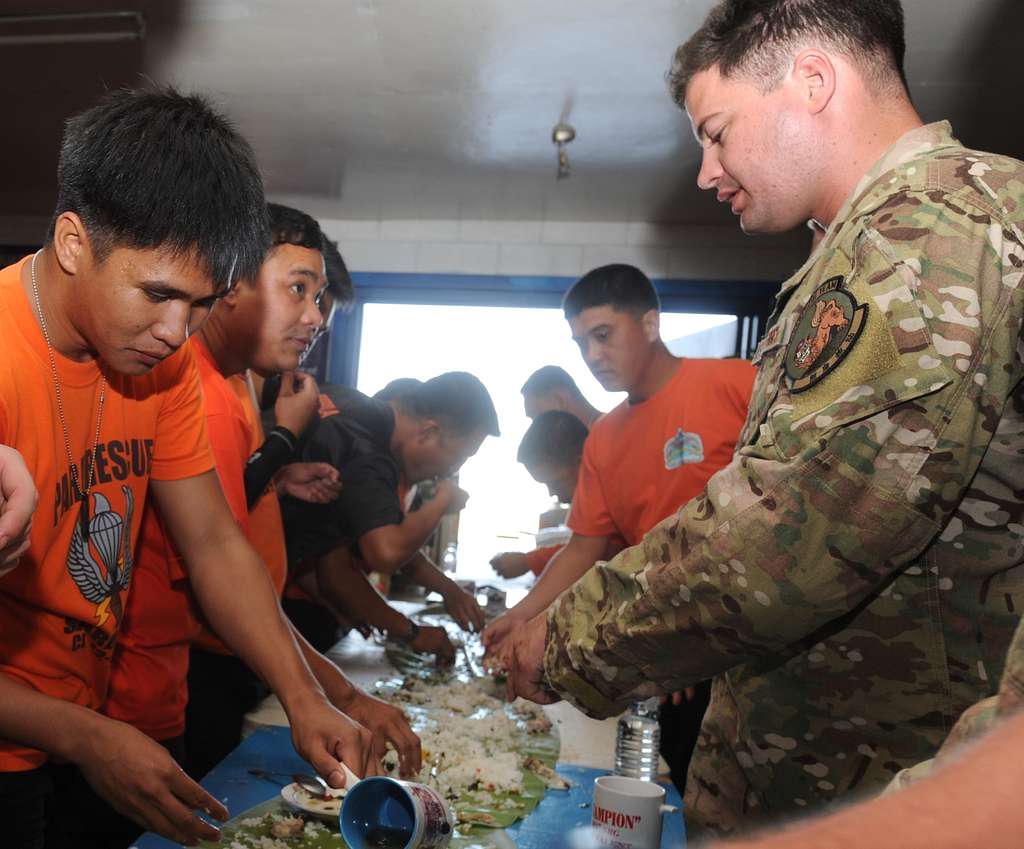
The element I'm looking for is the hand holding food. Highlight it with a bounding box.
[286,696,382,790]
[410,623,458,665]
[342,689,423,778]
[506,613,561,706]
[481,611,520,655]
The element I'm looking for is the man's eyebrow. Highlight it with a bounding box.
[143,281,198,300]
[143,280,221,305]
[288,267,321,281]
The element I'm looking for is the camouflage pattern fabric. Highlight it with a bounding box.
[542,122,1024,836]
[890,612,1024,791]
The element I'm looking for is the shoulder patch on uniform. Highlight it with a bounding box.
[784,276,868,393]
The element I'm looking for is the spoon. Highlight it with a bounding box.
[293,773,332,797]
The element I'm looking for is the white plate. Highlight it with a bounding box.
[280,782,347,822]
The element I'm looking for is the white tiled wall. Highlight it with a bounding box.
[319,217,809,282]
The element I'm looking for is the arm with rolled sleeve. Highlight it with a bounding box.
[544,199,1024,718]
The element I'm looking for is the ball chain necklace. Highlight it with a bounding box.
[30,250,106,542]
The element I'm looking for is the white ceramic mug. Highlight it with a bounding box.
[591,775,679,849]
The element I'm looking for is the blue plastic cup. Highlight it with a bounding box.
[340,777,454,849]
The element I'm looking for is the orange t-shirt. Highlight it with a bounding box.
[193,373,288,654]
[569,358,754,546]
[0,257,213,770]
[105,338,252,738]
[524,545,561,577]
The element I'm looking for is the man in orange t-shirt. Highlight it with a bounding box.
[107,206,419,804]
[0,90,381,849]
[483,264,754,791]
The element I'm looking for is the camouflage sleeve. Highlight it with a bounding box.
[544,196,1024,718]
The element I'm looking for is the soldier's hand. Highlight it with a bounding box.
[490,552,531,579]
[0,445,37,574]
[77,718,227,847]
[481,612,520,654]
[507,614,561,706]
[274,370,321,436]
[409,624,457,665]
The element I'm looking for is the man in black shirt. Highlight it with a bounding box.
[283,372,499,658]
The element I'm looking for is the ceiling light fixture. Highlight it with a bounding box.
[0,11,145,46]
[552,121,576,180]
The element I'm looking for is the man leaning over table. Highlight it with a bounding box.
[0,87,381,849]
[506,0,1024,840]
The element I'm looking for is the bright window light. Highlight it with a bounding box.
[356,304,736,582]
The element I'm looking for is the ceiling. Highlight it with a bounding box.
[0,0,1021,239]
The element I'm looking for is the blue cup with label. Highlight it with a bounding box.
[340,777,454,849]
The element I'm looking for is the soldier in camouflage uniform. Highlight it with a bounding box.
[505,0,1024,838]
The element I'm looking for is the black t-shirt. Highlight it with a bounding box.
[281,385,404,565]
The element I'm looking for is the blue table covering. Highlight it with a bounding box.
[134,726,686,848]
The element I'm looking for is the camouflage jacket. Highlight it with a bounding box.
[890,610,1024,791]
[543,122,1024,834]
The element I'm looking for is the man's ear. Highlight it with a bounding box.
[641,308,660,343]
[219,277,250,307]
[51,212,91,276]
[791,49,836,116]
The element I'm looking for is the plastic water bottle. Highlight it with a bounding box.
[614,698,661,781]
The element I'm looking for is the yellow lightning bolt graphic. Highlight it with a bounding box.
[95,596,112,628]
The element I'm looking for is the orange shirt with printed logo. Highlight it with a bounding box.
[569,358,755,547]
[0,257,213,770]
[105,338,257,739]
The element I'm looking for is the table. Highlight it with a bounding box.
[133,725,686,849]
[136,599,684,847]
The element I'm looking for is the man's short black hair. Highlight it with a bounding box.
[521,365,584,400]
[668,0,909,106]
[268,202,323,251]
[397,372,500,438]
[374,377,422,402]
[562,264,660,320]
[50,86,268,291]
[517,410,588,470]
[321,237,356,311]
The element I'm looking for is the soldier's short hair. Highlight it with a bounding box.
[668,0,909,105]
[517,411,588,470]
[562,264,660,320]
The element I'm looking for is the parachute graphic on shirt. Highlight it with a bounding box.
[66,486,135,628]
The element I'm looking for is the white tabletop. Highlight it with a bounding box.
[244,612,642,772]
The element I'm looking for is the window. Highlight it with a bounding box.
[356,303,737,582]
